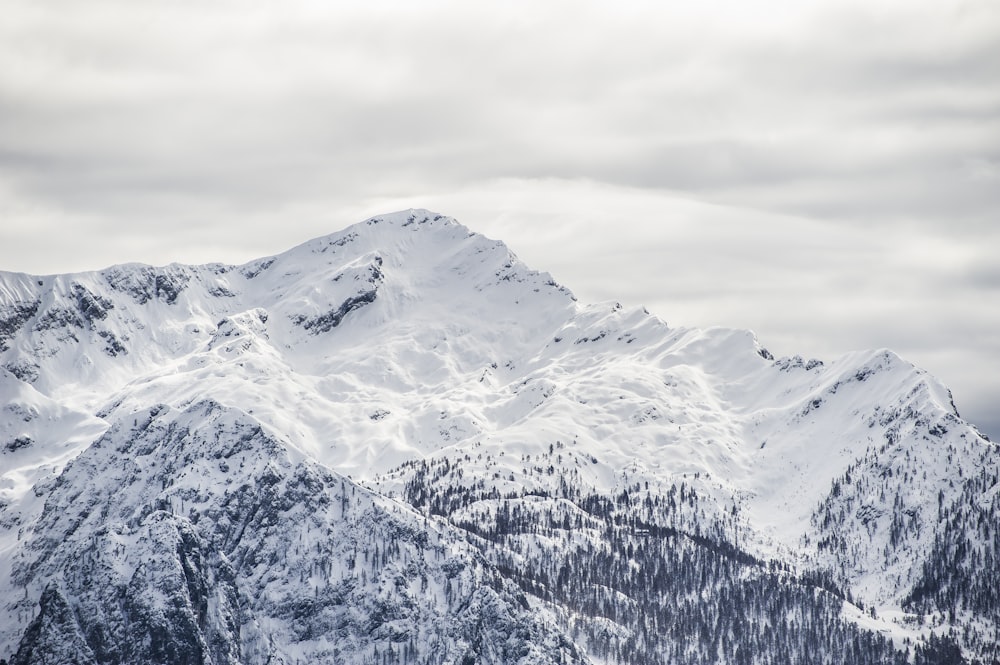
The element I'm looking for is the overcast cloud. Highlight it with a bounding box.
[1,0,998,438]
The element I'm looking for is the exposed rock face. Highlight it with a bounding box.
[7,400,584,665]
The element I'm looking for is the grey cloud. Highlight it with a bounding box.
[964,261,1000,290]
[4,0,997,232]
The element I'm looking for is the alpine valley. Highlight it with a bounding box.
[0,211,996,665]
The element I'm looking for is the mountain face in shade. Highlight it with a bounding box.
[0,210,996,665]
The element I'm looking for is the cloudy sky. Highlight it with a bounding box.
[2,0,998,438]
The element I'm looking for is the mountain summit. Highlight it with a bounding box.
[1,210,996,664]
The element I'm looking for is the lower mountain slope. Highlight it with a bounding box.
[5,400,583,665]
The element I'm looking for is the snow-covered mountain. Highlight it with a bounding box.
[0,211,996,664]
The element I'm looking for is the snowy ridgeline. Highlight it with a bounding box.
[0,210,996,664]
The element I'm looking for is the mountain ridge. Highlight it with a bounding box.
[1,209,996,664]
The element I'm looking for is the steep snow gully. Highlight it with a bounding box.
[0,210,996,664]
